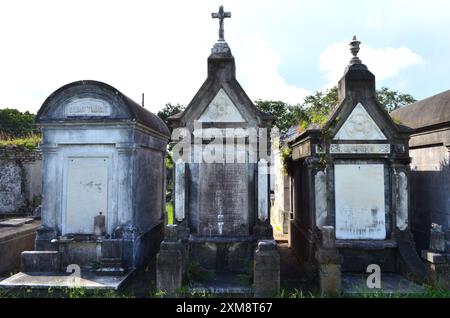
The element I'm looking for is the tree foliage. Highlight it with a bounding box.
[254,100,297,133]
[0,108,37,138]
[376,87,416,112]
[157,103,186,130]
[255,86,416,133]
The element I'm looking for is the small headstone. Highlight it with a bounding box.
[429,224,446,253]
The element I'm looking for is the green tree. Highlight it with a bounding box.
[157,103,186,130]
[254,100,296,133]
[0,108,37,138]
[299,87,339,129]
[377,87,416,112]
[294,86,416,130]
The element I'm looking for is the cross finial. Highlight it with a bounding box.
[212,5,231,42]
[349,35,362,65]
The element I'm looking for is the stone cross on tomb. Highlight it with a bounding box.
[211,5,231,41]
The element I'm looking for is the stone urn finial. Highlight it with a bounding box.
[349,35,362,65]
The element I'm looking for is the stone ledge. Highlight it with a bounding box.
[188,235,255,243]
[21,251,61,272]
[421,250,449,264]
[336,240,398,249]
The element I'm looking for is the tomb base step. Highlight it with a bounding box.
[188,273,253,297]
[96,267,125,276]
[0,270,133,291]
[101,257,122,267]
[341,273,424,295]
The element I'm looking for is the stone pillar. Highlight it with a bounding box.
[156,225,184,296]
[174,159,186,223]
[258,159,269,222]
[40,144,59,231]
[422,224,450,289]
[116,144,135,226]
[36,144,59,251]
[315,226,342,296]
[253,240,280,298]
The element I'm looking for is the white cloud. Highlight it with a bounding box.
[319,41,424,89]
[0,0,310,114]
[236,34,309,105]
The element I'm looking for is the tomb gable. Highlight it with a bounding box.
[198,88,246,123]
[168,42,274,130]
[323,39,411,142]
[334,103,387,140]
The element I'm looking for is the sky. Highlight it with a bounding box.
[1,0,449,115]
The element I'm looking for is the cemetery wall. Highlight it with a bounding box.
[0,146,42,216]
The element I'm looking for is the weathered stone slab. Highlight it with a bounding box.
[198,163,249,236]
[0,221,41,274]
[0,161,24,214]
[0,271,131,290]
[64,157,109,235]
[21,251,61,272]
[0,218,34,228]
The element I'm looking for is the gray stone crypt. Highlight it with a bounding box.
[1,80,170,290]
[156,6,280,297]
[286,37,426,293]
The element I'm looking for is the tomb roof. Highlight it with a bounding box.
[390,89,450,131]
[37,80,170,137]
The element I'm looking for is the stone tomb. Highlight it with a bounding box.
[157,7,279,297]
[391,89,450,287]
[1,80,170,290]
[287,37,426,292]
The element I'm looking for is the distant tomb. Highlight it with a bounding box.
[391,89,450,288]
[1,80,170,290]
[287,37,426,288]
[391,89,450,253]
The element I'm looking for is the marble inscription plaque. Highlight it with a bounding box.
[335,164,386,240]
[66,98,111,117]
[330,144,390,154]
[198,163,249,236]
[65,157,108,234]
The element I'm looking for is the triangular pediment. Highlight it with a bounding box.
[334,103,386,140]
[198,88,246,123]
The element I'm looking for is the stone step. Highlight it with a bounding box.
[0,270,132,291]
[188,272,254,297]
[189,286,253,297]
[21,251,61,273]
[342,273,424,295]
[95,267,125,276]
[0,218,34,228]
[101,257,121,264]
